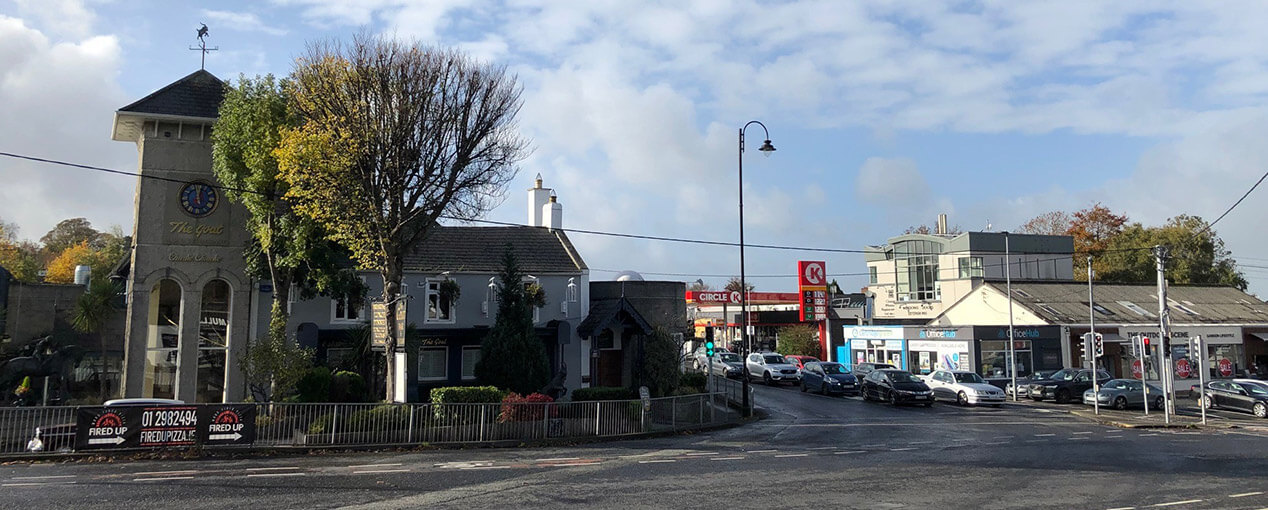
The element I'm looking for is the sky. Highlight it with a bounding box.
[4,1,1268,295]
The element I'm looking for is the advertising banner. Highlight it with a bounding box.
[75,404,256,451]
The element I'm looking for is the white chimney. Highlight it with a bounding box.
[937,213,948,235]
[543,190,562,230]
[527,173,551,227]
[74,265,91,286]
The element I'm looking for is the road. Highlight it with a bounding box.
[3,382,1268,509]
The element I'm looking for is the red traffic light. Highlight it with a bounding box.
[1142,336,1151,346]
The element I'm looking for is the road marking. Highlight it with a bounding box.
[1034,433,1056,437]
[133,476,194,482]
[710,456,746,461]
[834,450,865,455]
[1106,506,1135,510]
[1072,431,1093,435]
[11,475,75,480]
[133,470,197,477]
[349,463,403,469]
[748,449,777,453]
[536,457,579,462]
[1151,500,1201,507]
[3,482,75,487]
[353,469,412,474]
[907,441,933,445]
[775,453,809,458]
[1230,492,1264,498]
[246,472,305,478]
[684,452,718,456]
[1141,433,1161,437]
[889,447,917,451]
[1069,437,1089,440]
[245,467,300,472]
[549,462,601,467]
[638,460,676,464]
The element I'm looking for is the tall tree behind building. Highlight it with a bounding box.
[277,35,530,401]
[473,246,550,395]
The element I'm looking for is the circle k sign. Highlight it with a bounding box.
[799,261,826,286]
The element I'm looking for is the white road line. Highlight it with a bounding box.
[1069,437,1089,440]
[774,453,809,458]
[536,457,579,462]
[684,452,718,456]
[246,473,305,478]
[133,476,194,482]
[349,463,403,469]
[711,456,747,461]
[1141,433,1161,437]
[353,469,413,474]
[1230,492,1264,498]
[1106,506,1135,510]
[834,450,865,455]
[1034,433,1056,437]
[638,460,676,464]
[889,447,917,451]
[11,475,76,480]
[1072,431,1093,435]
[245,467,300,472]
[549,462,601,467]
[2,482,75,487]
[133,471,197,477]
[1152,500,1202,507]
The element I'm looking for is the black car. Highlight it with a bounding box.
[852,362,897,385]
[1027,368,1112,404]
[800,362,858,396]
[861,369,934,406]
[1200,380,1268,418]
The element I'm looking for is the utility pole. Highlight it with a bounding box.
[1005,232,1017,402]
[1154,245,1172,424]
[1088,256,1099,415]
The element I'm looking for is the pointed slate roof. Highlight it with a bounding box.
[982,280,1268,325]
[403,226,588,274]
[577,297,654,338]
[118,69,225,120]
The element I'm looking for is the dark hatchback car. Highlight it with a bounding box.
[1200,380,1268,418]
[861,369,934,406]
[1028,368,1112,404]
[800,362,858,396]
[852,362,897,385]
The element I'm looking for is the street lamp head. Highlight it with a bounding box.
[758,139,776,157]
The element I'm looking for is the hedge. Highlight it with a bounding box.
[571,386,636,401]
[430,386,507,404]
[679,372,707,391]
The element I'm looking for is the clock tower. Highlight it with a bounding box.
[112,69,250,403]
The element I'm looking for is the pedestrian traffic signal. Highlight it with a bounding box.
[705,326,715,357]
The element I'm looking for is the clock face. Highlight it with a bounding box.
[179,181,219,217]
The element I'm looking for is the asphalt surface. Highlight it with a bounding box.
[3,382,1268,510]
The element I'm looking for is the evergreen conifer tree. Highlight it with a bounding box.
[474,245,551,394]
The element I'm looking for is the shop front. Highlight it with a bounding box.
[1119,326,1248,382]
[973,326,1064,380]
[906,326,974,375]
[832,326,906,370]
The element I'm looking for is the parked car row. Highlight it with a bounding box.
[1193,379,1268,418]
[1082,379,1165,410]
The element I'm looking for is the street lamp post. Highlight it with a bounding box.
[1004,231,1017,402]
[739,120,775,417]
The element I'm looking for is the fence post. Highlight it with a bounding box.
[542,404,548,439]
[698,395,704,425]
[671,396,677,430]
[479,405,487,442]
[407,405,415,443]
[330,405,339,445]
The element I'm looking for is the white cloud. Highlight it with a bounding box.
[201,10,288,36]
[12,0,94,39]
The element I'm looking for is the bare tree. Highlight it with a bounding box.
[1018,210,1073,235]
[278,34,530,400]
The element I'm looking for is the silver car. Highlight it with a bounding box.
[745,352,799,385]
[707,352,744,378]
[692,345,731,370]
[1083,379,1165,410]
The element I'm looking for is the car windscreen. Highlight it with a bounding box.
[953,373,985,384]
[822,364,849,375]
[1245,383,1268,396]
[718,353,740,362]
[763,355,786,364]
[1049,369,1076,381]
[886,371,921,383]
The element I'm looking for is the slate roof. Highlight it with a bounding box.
[118,69,225,119]
[984,281,1268,325]
[577,297,654,338]
[403,226,587,274]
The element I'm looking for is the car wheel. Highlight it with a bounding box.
[861,388,871,402]
[1254,402,1268,419]
[764,372,773,386]
[957,391,968,406]
[800,381,807,392]
[1203,395,1216,409]
[889,391,899,406]
[923,402,933,407]
[1153,397,1165,411]
[1055,389,1072,404]
[1113,396,1128,410]
[820,383,828,395]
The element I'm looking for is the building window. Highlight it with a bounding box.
[957,257,983,278]
[894,240,940,301]
[197,279,231,403]
[331,294,363,322]
[418,347,448,381]
[426,279,456,323]
[326,347,355,369]
[144,279,182,400]
[979,340,1033,378]
[461,346,481,380]
[868,267,878,285]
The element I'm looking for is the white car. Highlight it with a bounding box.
[923,370,1006,406]
[745,352,799,386]
[692,345,731,370]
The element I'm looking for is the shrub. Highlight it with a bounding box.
[672,386,705,396]
[571,386,636,402]
[295,367,332,403]
[679,372,707,391]
[307,404,412,435]
[330,370,369,403]
[498,392,554,422]
[430,385,507,404]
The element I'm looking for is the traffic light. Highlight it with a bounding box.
[1093,333,1104,358]
[1129,337,1139,358]
[1142,336,1152,356]
[1162,335,1171,353]
[705,327,715,357]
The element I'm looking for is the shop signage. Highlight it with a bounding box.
[908,340,969,352]
[798,261,827,321]
[371,300,408,351]
[1218,358,1233,377]
[1119,326,1241,344]
[75,404,256,450]
[688,291,742,303]
[918,329,958,339]
[1131,360,1143,378]
[994,327,1044,339]
[845,326,903,340]
[1175,358,1192,378]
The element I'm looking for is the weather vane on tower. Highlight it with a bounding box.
[190,23,218,70]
